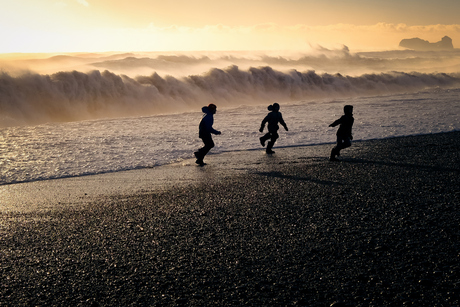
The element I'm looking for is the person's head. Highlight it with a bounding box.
[271,103,280,112]
[344,105,353,115]
[208,103,217,114]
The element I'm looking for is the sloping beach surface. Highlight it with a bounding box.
[1,132,459,306]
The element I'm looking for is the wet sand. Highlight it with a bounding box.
[1,132,459,306]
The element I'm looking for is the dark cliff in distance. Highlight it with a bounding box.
[399,36,454,51]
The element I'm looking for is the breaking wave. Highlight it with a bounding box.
[1,66,460,127]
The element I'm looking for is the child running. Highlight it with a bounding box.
[194,104,221,166]
[329,105,354,161]
[259,103,288,154]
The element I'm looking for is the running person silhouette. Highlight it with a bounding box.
[194,104,221,166]
[259,103,288,154]
[329,105,354,161]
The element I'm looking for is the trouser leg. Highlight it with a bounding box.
[266,131,278,153]
[332,136,351,158]
[330,147,338,159]
[197,135,214,160]
[267,141,274,152]
[261,133,270,141]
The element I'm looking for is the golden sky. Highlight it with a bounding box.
[1,0,460,53]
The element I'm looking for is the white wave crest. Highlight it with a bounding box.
[1,67,459,127]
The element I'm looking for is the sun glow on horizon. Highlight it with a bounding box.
[2,23,460,54]
[1,0,460,54]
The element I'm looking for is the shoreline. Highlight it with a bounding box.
[2,130,458,187]
[1,131,458,212]
[1,131,459,306]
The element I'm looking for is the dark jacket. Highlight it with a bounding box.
[199,106,219,138]
[261,111,287,132]
[330,114,354,138]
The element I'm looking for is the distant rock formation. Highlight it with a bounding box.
[399,36,454,51]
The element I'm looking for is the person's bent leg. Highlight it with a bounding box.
[196,135,214,164]
[342,137,352,149]
[260,133,271,147]
[334,137,351,158]
[201,135,214,156]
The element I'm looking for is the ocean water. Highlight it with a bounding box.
[1,49,459,185]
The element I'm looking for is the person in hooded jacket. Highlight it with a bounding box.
[329,105,354,161]
[194,104,221,166]
[259,103,288,154]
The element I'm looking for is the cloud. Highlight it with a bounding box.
[54,1,68,8]
[76,0,89,7]
[141,22,460,50]
[2,20,460,53]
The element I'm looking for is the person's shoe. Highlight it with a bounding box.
[260,137,265,147]
[266,150,275,154]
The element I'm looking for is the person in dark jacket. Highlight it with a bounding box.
[194,104,221,166]
[259,103,288,154]
[329,105,354,161]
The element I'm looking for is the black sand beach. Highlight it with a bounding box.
[1,132,459,306]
